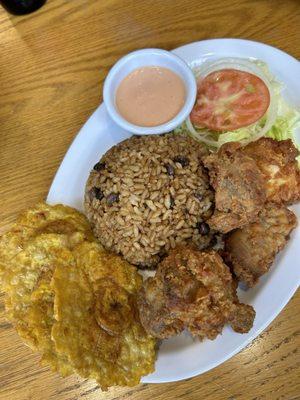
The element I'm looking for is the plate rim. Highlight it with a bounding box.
[173,37,300,64]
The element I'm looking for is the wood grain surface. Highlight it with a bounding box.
[0,0,299,399]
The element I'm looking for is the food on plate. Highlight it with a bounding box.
[85,133,215,268]
[224,205,297,287]
[116,66,186,127]
[176,58,300,152]
[241,138,300,205]
[203,137,300,233]
[0,203,93,375]
[0,202,93,286]
[72,240,142,295]
[52,240,156,390]
[0,203,156,389]
[138,246,255,340]
[203,141,266,232]
[4,238,74,375]
[190,69,270,131]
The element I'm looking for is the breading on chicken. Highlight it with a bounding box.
[203,138,300,233]
[203,142,266,232]
[242,138,300,205]
[138,246,255,340]
[224,205,297,287]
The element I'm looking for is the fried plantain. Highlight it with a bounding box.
[51,240,156,390]
[0,203,156,389]
[2,234,75,375]
[0,203,93,287]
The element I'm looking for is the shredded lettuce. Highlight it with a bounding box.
[175,114,266,149]
[266,98,300,141]
[266,98,300,164]
[254,60,282,95]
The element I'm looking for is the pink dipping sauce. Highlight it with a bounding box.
[116,66,186,127]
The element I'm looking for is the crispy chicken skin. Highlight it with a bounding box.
[203,138,300,233]
[138,246,255,340]
[242,138,300,205]
[203,142,267,233]
[224,205,297,287]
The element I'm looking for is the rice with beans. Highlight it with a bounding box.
[84,134,214,268]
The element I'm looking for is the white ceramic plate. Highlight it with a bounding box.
[47,39,300,383]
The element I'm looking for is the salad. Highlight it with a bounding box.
[176,58,300,161]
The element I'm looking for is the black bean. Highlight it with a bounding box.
[164,163,175,176]
[194,192,203,201]
[170,196,175,209]
[173,156,189,167]
[196,222,210,235]
[158,249,166,258]
[93,162,106,171]
[107,192,119,205]
[90,187,104,201]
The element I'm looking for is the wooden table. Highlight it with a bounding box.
[0,0,299,399]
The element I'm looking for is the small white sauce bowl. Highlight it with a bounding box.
[103,48,197,135]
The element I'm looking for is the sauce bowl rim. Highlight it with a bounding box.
[103,48,197,135]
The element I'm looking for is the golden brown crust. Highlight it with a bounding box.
[0,203,156,389]
[243,138,300,205]
[52,243,156,390]
[203,142,266,233]
[203,138,300,233]
[138,246,255,340]
[223,204,297,287]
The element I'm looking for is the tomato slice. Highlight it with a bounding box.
[190,69,270,131]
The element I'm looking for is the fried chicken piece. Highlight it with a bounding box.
[138,246,255,340]
[224,204,297,287]
[242,138,300,205]
[203,142,266,233]
[203,138,300,233]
